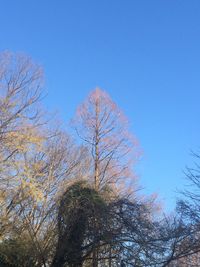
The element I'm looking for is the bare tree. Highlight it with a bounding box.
[72,88,141,266]
[72,88,140,193]
[174,151,200,266]
[0,51,44,238]
[0,52,91,266]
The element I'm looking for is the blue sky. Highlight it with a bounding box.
[1,0,200,211]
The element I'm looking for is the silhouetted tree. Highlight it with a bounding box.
[51,181,108,267]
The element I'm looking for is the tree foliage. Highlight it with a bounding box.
[1,51,200,267]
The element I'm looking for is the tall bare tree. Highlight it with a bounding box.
[72,88,140,193]
[0,52,91,266]
[0,51,44,237]
[72,88,140,266]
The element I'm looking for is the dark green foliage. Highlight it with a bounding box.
[0,237,37,267]
[51,181,108,267]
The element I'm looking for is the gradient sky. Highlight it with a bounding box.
[1,0,200,211]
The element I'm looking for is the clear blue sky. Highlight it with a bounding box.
[1,0,200,211]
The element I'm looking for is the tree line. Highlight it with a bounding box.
[0,52,200,267]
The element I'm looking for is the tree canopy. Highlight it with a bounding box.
[0,52,200,267]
